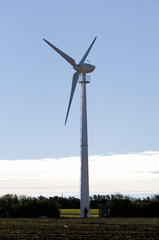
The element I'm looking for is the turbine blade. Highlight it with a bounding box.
[43,39,76,67]
[65,71,80,125]
[79,37,97,64]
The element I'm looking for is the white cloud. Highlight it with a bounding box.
[0,151,159,198]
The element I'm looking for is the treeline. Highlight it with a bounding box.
[98,194,159,217]
[0,194,60,218]
[108,194,159,217]
[0,194,159,218]
[53,194,159,217]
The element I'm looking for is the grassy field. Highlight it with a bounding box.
[0,217,159,239]
[60,209,98,217]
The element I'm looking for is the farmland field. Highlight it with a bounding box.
[0,218,159,239]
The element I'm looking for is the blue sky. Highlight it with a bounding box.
[0,0,159,197]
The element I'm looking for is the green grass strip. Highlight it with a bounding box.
[60,209,98,218]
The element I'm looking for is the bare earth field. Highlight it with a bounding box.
[0,218,159,240]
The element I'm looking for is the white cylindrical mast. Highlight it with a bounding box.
[80,73,90,218]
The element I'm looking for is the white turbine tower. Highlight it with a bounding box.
[43,37,97,217]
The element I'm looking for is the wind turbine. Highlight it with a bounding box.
[43,37,97,217]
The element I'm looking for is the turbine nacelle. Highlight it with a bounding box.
[73,63,95,74]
